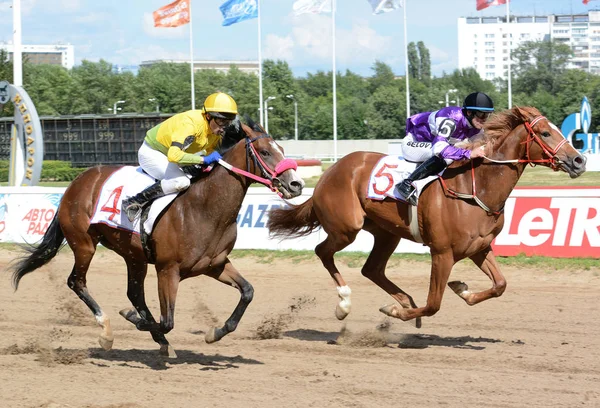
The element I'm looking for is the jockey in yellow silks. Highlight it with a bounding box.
[122,92,238,222]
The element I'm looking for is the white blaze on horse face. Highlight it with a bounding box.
[548,122,565,138]
[269,140,285,158]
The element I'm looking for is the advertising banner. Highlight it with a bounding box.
[0,187,597,258]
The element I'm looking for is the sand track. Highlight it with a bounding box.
[0,248,599,408]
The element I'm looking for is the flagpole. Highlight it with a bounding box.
[189,0,195,109]
[332,0,338,162]
[403,0,410,118]
[258,0,264,126]
[506,0,512,108]
[13,0,22,86]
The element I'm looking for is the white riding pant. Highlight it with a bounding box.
[138,141,190,194]
[401,133,454,165]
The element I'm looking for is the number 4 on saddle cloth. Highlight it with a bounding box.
[90,166,180,235]
[367,155,443,204]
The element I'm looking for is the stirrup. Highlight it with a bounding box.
[124,202,142,223]
[405,189,418,206]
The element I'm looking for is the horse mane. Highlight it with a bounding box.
[218,115,264,154]
[457,106,542,150]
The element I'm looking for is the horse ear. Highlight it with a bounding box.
[243,115,266,134]
[512,106,529,122]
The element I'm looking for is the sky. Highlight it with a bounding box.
[0,0,597,78]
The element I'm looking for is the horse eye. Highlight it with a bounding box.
[260,150,271,158]
[541,131,551,138]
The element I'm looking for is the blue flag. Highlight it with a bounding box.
[220,0,258,26]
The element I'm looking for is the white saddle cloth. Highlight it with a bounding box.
[367,155,440,204]
[90,166,178,234]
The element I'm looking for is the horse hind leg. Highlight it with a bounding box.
[315,229,359,320]
[448,247,507,306]
[66,237,114,350]
[204,260,253,344]
[360,228,422,329]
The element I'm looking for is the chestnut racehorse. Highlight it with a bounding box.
[267,107,586,328]
[10,119,304,357]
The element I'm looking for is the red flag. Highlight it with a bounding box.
[153,0,190,28]
[583,0,590,5]
[476,0,507,11]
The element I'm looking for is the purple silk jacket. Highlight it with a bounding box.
[405,106,482,161]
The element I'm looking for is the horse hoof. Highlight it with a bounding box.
[205,327,219,344]
[98,335,114,351]
[159,344,177,358]
[335,305,349,320]
[415,317,422,329]
[119,307,138,320]
[448,281,469,297]
[379,304,400,318]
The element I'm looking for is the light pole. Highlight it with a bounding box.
[443,89,458,107]
[286,94,298,141]
[148,98,159,113]
[113,100,125,115]
[264,96,276,134]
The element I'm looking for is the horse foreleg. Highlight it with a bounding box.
[66,241,113,351]
[381,252,454,322]
[204,260,254,344]
[448,247,507,306]
[315,231,358,321]
[119,258,173,357]
[361,230,422,328]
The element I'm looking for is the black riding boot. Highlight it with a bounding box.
[394,156,448,206]
[122,181,166,222]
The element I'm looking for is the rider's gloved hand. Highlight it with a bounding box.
[470,145,487,159]
[202,151,222,165]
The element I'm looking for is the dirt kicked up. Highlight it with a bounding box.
[0,247,599,408]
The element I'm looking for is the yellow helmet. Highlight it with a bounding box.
[203,92,238,120]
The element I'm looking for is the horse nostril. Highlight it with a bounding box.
[574,155,586,168]
[290,181,303,192]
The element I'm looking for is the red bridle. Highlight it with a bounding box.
[439,115,570,215]
[522,115,568,171]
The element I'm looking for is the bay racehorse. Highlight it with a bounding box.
[10,118,303,357]
[267,106,586,328]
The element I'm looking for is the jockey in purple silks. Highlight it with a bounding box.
[394,92,495,205]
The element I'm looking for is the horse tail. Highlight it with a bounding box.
[11,213,65,290]
[267,197,321,239]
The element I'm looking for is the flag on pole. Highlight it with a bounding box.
[220,0,258,26]
[153,0,190,27]
[583,0,590,5]
[368,0,402,14]
[292,0,332,16]
[476,0,507,11]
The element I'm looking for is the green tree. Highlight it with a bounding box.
[417,41,431,85]
[407,42,419,80]
[262,59,297,138]
[365,86,406,139]
[23,64,74,115]
[136,62,191,114]
[512,39,573,95]
[368,60,396,93]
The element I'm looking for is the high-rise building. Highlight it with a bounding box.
[458,11,600,80]
[0,43,74,70]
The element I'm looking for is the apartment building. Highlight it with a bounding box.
[458,11,600,80]
[0,43,75,69]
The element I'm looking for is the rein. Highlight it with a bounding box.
[217,134,297,197]
[441,115,567,215]
[482,115,568,170]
